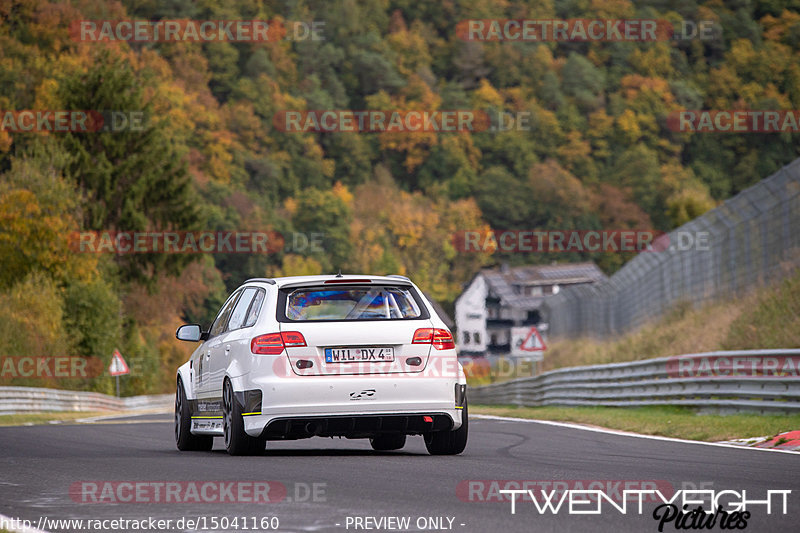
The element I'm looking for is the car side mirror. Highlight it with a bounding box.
[176,324,204,342]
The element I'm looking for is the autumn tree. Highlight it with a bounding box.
[56,48,200,280]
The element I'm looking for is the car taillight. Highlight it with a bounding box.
[250,331,307,354]
[412,328,455,350]
[412,328,433,344]
[251,333,284,355]
[281,331,307,347]
[432,329,456,350]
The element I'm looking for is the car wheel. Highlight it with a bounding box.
[175,379,213,451]
[222,379,266,456]
[424,400,468,455]
[370,434,407,451]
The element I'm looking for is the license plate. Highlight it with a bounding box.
[325,347,395,363]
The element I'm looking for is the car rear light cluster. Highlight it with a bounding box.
[281,331,306,347]
[251,331,307,355]
[412,328,456,350]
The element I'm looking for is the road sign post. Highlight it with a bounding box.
[510,326,547,376]
[108,349,130,397]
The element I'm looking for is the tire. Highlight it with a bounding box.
[222,379,266,456]
[370,434,407,451]
[424,400,468,455]
[175,379,213,451]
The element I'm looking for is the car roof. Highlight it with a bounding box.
[242,274,413,289]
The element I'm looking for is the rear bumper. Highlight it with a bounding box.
[239,373,464,438]
[258,412,455,440]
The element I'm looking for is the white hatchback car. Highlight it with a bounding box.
[175,274,468,455]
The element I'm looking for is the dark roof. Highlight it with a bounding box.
[482,262,606,309]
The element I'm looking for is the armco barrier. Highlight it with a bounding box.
[468,349,800,414]
[0,386,172,415]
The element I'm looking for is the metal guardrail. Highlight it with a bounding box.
[469,349,800,413]
[5,349,800,416]
[0,386,173,415]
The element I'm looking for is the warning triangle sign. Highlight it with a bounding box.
[519,327,547,352]
[109,349,130,376]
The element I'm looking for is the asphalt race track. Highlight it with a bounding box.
[1,413,798,533]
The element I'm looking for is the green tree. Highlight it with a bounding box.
[57,49,200,281]
[610,145,668,229]
[561,53,605,112]
[474,166,533,229]
[63,277,123,361]
[289,187,354,272]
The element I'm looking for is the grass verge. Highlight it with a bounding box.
[0,411,112,427]
[472,404,800,443]
[541,267,800,372]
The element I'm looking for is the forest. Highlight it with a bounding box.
[1,0,799,393]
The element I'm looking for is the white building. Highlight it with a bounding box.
[454,262,606,356]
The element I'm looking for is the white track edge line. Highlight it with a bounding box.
[472,414,800,455]
[75,409,171,423]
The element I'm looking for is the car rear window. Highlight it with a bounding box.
[281,285,427,321]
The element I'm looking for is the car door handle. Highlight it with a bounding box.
[224,345,231,352]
